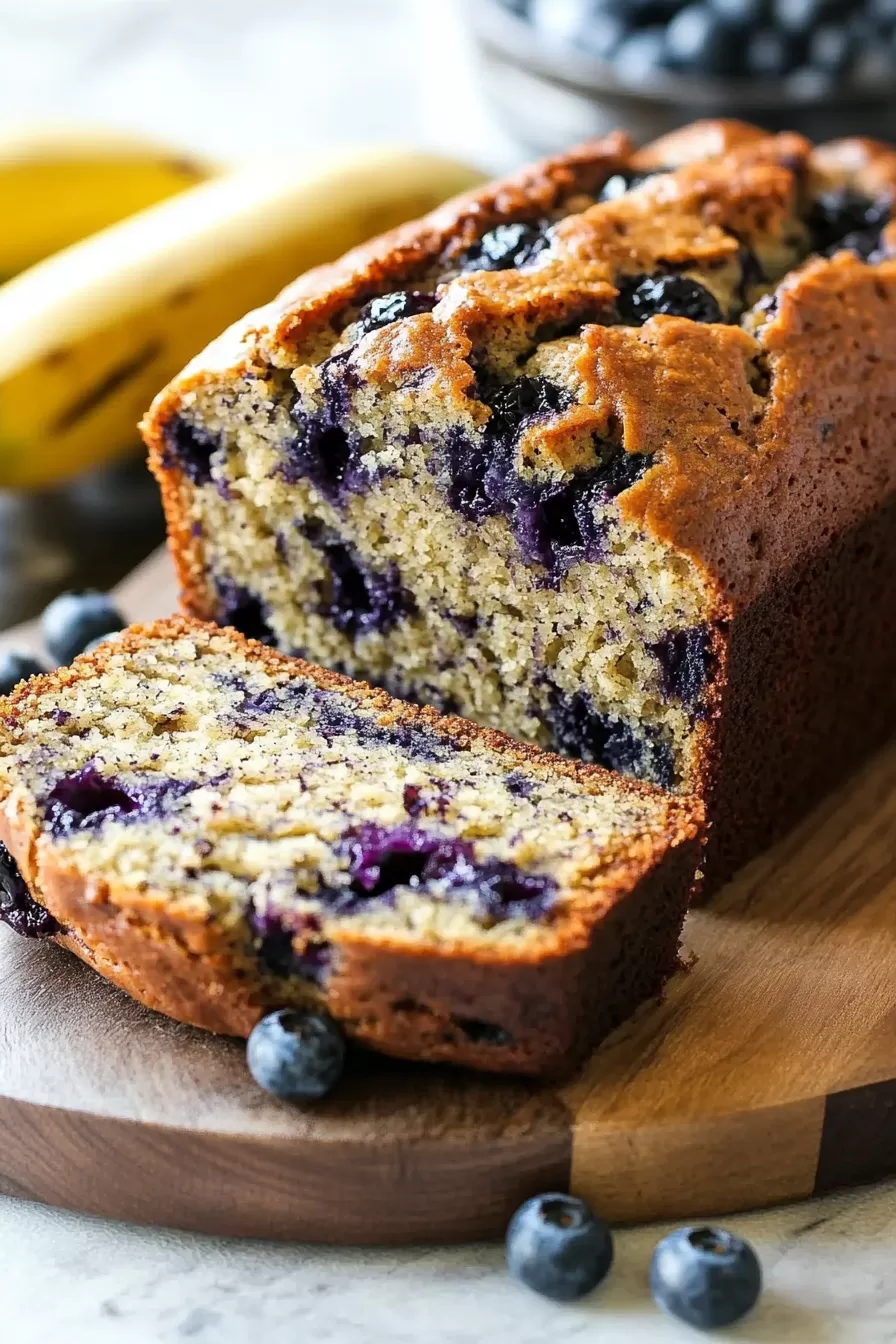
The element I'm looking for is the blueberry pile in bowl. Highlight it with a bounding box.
[473,0,896,150]
[503,0,896,85]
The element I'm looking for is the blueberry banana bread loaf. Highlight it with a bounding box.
[0,618,701,1076]
[143,119,896,893]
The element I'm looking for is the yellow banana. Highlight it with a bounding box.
[0,124,210,281]
[0,149,483,490]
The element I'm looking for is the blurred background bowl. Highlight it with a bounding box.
[469,0,896,152]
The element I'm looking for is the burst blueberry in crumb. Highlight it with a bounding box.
[44,765,197,837]
[214,580,276,645]
[616,274,725,325]
[317,540,414,640]
[506,1193,614,1302]
[0,840,59,938]
[41,590,125,666]
[161,413,222,486]
[285,353,369,504]
[650,1225,762,1329]
[326,822,556,922]
[651,625,713,710]
[550,690,676,788]
[246,1007,346,1101]
[249,907,332,985]
[0,650,47,696]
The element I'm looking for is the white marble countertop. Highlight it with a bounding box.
[0,2,894,1340]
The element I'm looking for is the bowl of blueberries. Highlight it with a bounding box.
[471,0,896,151]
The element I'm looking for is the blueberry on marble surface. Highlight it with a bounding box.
[41,590,125,666]
[506,1193,614,1301]
[650,1225,762,1329]
[0,840,58,938]
[616,274,724,325]
[246,1007,346,1101]
[0,649,47,696]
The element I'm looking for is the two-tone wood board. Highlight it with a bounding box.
[0,549,893,1243]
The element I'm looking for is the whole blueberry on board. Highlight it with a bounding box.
[506,1192,614,1301]
[41,590,125,666]
[0,650,47,696]
[650,1224,762,1329]
[246,1007,346,1101]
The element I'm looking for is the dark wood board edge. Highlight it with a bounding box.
[815,1077,896,1196]
[0,1094,571,1245]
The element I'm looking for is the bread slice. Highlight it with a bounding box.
[142,119,896,893]
[0,618,701,1077]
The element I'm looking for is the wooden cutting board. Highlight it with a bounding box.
[0,548,893,1244]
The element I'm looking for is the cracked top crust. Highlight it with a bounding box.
[143,119,896,616]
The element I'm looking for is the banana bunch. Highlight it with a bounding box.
[0,132,482,489]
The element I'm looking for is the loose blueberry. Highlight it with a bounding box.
[354,290,438,338]
[246,1007,346,1101]
[745,26,797,75]
[868,0,896,25]
[458,220,552,273]
[616,274,724,324]
[709,0,769,23]
[578,10,630,58]
[528,0,632,55]
[665,4,742,74]
[0,840,59,938]
[41,591,125,666]
[0,650,47,696]
[850,30,896,81]
[773,0,851,35]
[611,26,671,81]
[506,1193,614,1302]
[650,1225,762,1330]
[808,21,853,72]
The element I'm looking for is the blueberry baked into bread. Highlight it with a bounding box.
[0,619,700,1076]
[143,119,896,892]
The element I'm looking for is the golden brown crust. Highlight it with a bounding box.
[0,618,703,1077]
[138,121,896,909]
[143,121,896,617]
